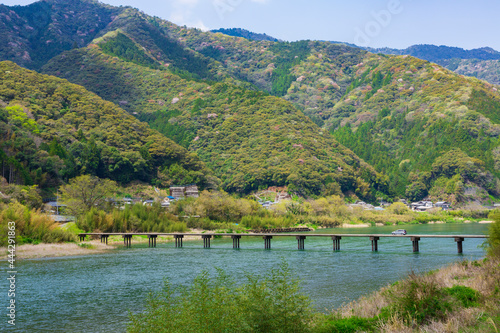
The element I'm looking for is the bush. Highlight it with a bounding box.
[488,210,500,256]
[240,215,296,229]
[128,261,313,333]
[77,204,188,233]
[444,285,480,308]
[0,201,76,246]
[383,274,451,326]
[314,315,376,333]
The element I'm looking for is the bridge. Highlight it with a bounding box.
[78,233,489,254]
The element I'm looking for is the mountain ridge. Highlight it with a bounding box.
[1,1,499,203]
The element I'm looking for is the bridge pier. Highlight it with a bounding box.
[148,235,157,248]
[202,235,212,248]
[332,236,341,251]
[411,237,420,252]
[174,235,184,248]
[231,235,241,249]
[78,234,86,242]
[263,236,272,249]
[296,236,306,250]
[123,235,132,248]
[370,236,379,251]
[100,234,109,245]
[455,237,464,254]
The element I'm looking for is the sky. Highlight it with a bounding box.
[2,0,499,50]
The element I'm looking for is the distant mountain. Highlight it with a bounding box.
[364,44,500,62]
[0,0,120,70]
[211,28,280,42]
[363,44,500,85]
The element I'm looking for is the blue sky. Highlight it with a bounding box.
[3,0,499,50]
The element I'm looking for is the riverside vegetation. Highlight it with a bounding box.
[127,213,500,333]
[0,174,496,247]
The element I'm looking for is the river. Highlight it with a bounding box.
[1,223,490,332]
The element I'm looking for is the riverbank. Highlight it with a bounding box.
[339,219,494,228]
[0,241,114,260]
[0,229,212,260]
[315,253,500,332]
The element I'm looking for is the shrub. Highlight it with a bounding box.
[488,210,500,256]
[128,261,313,333]
[383,274,451,326]
[444,285,480,308]
[314,315,376,333]
[77,204,188,233]
[0,201,76,246]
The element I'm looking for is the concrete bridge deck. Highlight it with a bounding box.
[78,232,489,253]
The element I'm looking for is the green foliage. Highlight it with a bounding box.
[77,204,187,233]
[6,105,39,133]
[127,261,313,333]
[315,316,376,333]
[100,32,161,70]
[488,210,500,254]
[383,274,451,326]
[0,61,211,190]
[444,285,480,308]
[0,201,76,246]
[60,175,117,217]
[467,89,500,124]
[0,0,119,69]
[240,215,295,229]
[268,40,311,96]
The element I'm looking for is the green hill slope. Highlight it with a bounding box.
[42,45,386,199]
[0,61,212,192]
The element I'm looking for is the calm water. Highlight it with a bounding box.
[1,223,490,332]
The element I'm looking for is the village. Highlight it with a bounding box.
[39,183,500,223]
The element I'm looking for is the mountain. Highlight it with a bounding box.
[364,45,500,62]
[0,0,120,70]
[42,43,386,199]
[364,44,500,85]
[2,0,499,203]
[211,28,280,42]
[0,61,212,193]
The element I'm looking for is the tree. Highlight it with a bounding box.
[59,175,116,216]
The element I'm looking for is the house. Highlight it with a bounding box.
[411,201,434,211]
[435,201,451,210]
[170,187,186,199]
[49,215,75,223]
[143,200,154,206]
[45,201,66,215]
[185,185,199,198]
[350,201,375,210]
[169,185,199,199]
[261,201,274,209]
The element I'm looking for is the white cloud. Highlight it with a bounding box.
[168,0,210,31]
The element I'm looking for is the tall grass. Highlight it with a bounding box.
[0,202,76,246]
[77,204,187,233]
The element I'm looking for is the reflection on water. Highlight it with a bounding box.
[1,223,489,332]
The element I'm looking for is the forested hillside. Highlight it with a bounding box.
[42,44,387,199]
[1,0,499,203]
[0,61,212,195]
